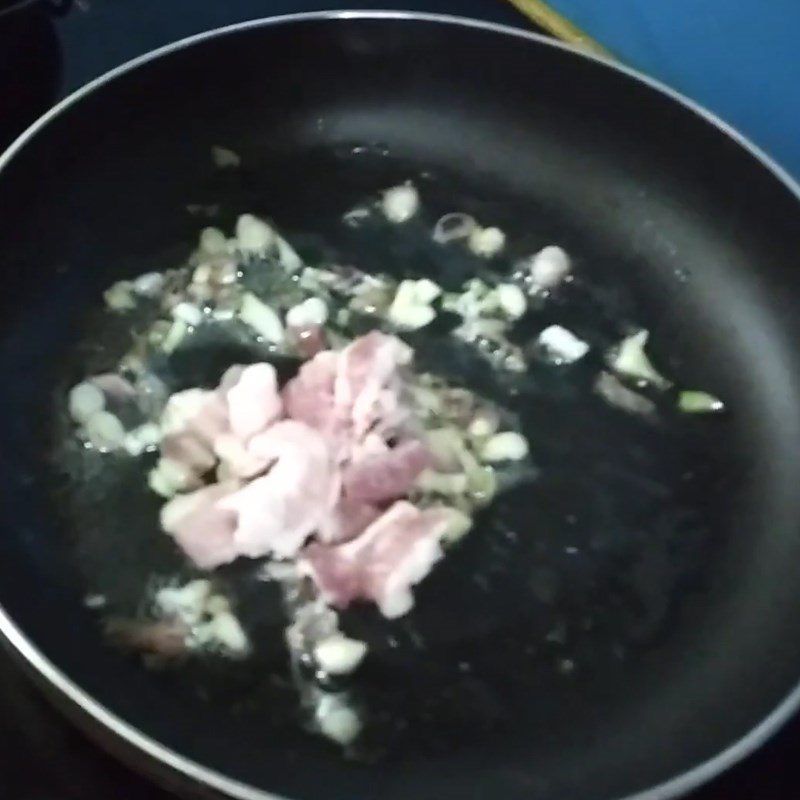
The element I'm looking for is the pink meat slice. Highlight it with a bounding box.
[225,363,282,440]
[159,364,283,480]
[282,351,339,432]
[342,439,430,505]
[219,420,340,559]
[160,481,241,569]
[158,333,428,571]
[335,331,412,437]
[282,332,413,460]
[301,500,451,618]
[317,497,383,544]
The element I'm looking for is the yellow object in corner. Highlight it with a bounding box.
[504,0,614,59]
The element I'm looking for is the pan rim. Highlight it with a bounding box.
[0,10,798,800]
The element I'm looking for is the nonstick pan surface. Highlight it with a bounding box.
[0,12,799,800]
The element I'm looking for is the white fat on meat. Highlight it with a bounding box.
[157,364,284,481]
[225,362,282,439]
[301,500,451,618]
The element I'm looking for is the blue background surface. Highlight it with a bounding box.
[59,1,799,178]
[547,0,800,179]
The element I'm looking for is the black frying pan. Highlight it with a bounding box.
[0,12,799,800]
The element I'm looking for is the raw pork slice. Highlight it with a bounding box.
[301,500,451,618]
[221,420,340,559]
[342,439,430,504]
[317,497,382,544]
[282,351,339,433]
[334,331,412,437]
[282,332,413,455]
[159,364,283,481]
[224,362,282,440]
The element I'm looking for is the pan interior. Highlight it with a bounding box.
[0,16,799,800]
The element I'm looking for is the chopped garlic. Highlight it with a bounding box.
[156,580,212,626]
[85,411,126,451]
[171,302,203,327]
[468,409,500,439]
[205,595,230,615]
[609,330,672,390]
[198,226,228,256]
[496,283,527,319]
[391,280,425,308]
[343,206,371,226]
[155,581,249,657]
[442,279,495,318]
[595,371,656,418]
[239,292,285,343]
[388,279,441,330]
[414,278,442,305]
[538,325,589,364]
[235,213,274,255]
[425,427,468,472]
[211,145,241,168]
[161,320,189,354]
[527,245,571,289]
[314,635,368,675]
[315,694,362,745]
[69,382,105,424]
[480,431,529,463]
[286,297,328,328]
[192,263,212,284]
[104,281,136,311]
[124,422,161,456]
[391,304,436,330]
[132,271,165,297]
[438,506,474,543]
[275,235,303,272]
[381,182,419,223]
[468,226,505,258]
[467,464,498,504]
[416,469,469,495]
[678,390,725,414]
[194,610,249,655]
